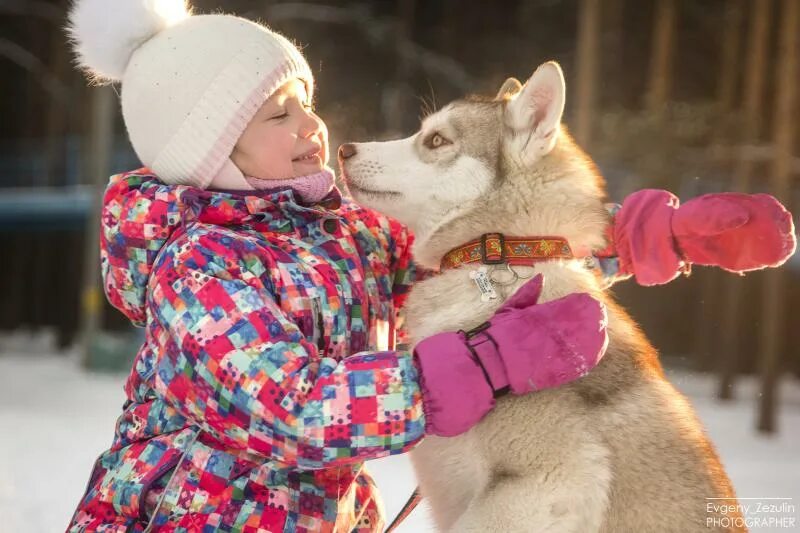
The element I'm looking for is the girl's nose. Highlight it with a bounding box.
[300,110,322,138]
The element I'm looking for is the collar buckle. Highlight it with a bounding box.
[480,233,506,265]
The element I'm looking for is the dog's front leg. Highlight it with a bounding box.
[446,438,611,533]
[446,477,607,533]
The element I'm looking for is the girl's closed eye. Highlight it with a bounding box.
[268,99,313,121]
[268,109,289,121]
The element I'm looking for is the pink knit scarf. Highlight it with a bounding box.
[245,167,335,204]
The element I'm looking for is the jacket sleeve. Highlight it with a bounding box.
[386,219,415,311]
[100,170,188,327]
[387,220,435,311]
[147,232,426,469]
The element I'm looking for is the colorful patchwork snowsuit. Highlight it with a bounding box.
[68,169,425,532]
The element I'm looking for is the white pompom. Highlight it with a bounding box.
[67,0,191,83]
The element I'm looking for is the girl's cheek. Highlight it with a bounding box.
[263,131,294,162]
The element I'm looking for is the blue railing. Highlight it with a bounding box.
[0,135,139,231]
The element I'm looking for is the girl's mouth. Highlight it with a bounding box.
[293,147,322,163]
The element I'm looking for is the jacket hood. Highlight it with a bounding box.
[100,168,342,326]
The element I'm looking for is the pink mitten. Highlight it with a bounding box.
[414,275,608,437]
[613,189,796,286]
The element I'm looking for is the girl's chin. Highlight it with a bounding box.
[292,158,325,173]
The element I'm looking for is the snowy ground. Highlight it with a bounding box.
[1,335,798,532]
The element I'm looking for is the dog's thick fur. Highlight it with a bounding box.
[341,62,744,532]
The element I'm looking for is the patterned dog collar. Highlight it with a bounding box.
[440,232,574,271]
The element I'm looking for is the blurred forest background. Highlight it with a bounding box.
[0,0,798,432]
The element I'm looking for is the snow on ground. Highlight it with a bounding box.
[1,336,798,532]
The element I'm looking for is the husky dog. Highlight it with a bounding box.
[339,62,745,532]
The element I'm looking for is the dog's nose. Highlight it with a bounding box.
[338,143,357,160]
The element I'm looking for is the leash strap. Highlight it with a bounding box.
[384,487,422,533]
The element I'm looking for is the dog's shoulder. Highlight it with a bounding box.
[572,296,664,407]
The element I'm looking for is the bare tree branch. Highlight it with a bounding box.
[258,2,476,92]
[0,38,68,103]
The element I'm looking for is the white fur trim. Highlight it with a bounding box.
[67,0,190,82]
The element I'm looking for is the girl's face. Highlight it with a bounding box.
[232,79,328,182]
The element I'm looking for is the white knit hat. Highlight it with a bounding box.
[68,0,314,188]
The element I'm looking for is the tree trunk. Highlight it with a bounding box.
[717,0,744,112]
[383,0,416,135]
[79,86,116,367]
[717,0,771,401]
[645,0,676,114]
[574,0,601,147]
[757,0,798,434]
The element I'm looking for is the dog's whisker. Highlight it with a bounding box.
[426,79,438,114]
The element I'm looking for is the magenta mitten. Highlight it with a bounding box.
[613,189,797,285]
[413,275,608,437]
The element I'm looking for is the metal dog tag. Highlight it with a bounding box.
[469,266,498,301]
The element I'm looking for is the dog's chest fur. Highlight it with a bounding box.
[404,263,613,526]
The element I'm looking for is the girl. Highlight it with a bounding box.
[67,1,794,532]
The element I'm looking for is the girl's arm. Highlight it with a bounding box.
[147,232,425,470]
[147,228,609,462]
[594,190,795,287]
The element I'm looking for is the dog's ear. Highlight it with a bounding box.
[495,77,523,100]
[505,61,565,161]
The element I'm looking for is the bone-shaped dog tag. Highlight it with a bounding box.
[469,266,498,301]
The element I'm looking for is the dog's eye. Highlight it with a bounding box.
[425,133,451,149]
